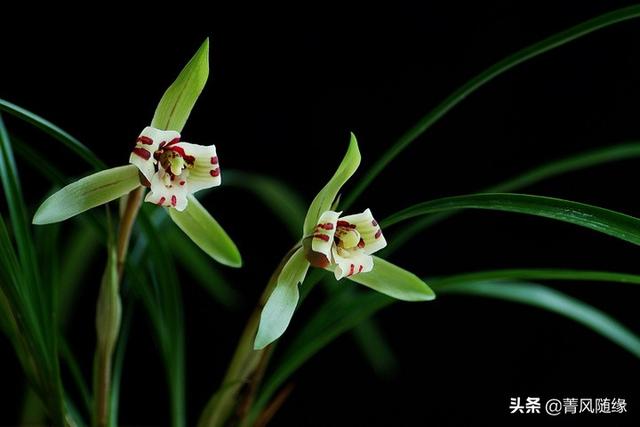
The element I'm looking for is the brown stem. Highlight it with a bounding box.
[116,187,143,279]
[94,352,112,427]
[94,187,143,427]
[234,343,274,423]
[253,383,295,427]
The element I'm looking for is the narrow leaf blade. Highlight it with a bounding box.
[347,256,435,301]
[0,98,105,170]
[151,38,209,132]
[384,193,640,247]
[390,142,640,250]
[343,5,640,209]
[302,133,361,234]
[169,194,241,267]
[436,281,640,358]
[33,165,140,224]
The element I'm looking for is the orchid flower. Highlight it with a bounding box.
[307,208,387,279]
[32,39,241,267]
[254,133,434,349]
[130,126,221,211]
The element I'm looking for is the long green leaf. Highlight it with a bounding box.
[169,194,242,268]
[257,268,640,420]
[151,38,209,132]
[303,133,361,234]
[0,115,38,282]
[383,193,640,246]
[33,165,140,225]
[434,268,640,287]
[343,5,640,209]
[390,142,640,250]
[436,281,640,357]
[0,98,105,170]
[0,116,66,425]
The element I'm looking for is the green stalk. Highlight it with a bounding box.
[93,187,143,427]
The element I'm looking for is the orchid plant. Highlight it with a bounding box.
[1,5,640,427]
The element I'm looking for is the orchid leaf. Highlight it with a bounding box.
[343,4,640,209]
[255,269,640,421]
[390,141,640,250]
[169,194,241,268]
[437,281,640,358]
[346,256,435,301]
[384,193,640,247]
[302,133,361,234]
[32,165,140,225]
[151,38,209,132]
[255,247,309,350]
[0,98,105,170]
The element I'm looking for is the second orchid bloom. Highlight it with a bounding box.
[254,133,434,349]
[308,208,386,279]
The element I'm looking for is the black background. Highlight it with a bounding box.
[1,2,640,426]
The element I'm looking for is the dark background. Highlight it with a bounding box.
[1,2,640,426]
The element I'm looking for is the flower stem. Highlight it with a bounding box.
[94,187,143,427]
[197,246,299,427]
[116,187,143,279]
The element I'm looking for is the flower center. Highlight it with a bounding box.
[154,146,195,177]
[335,221,363,250]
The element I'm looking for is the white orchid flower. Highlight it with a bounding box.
[254,133,434,349]
[308,209,386,279]
[129,126,221,211]
[32,38,241,268]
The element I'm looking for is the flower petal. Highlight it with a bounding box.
[169,194,242,267]
[171,142,221,193]
[145,171,189,211]
[331,246,374,280]
[339,208,387,255]
[254,247,309,349]
[347,256,435,301]
[311,210,341,258]
[302,133,360,234]
[33,165,141,224]
[129,127,180,182]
